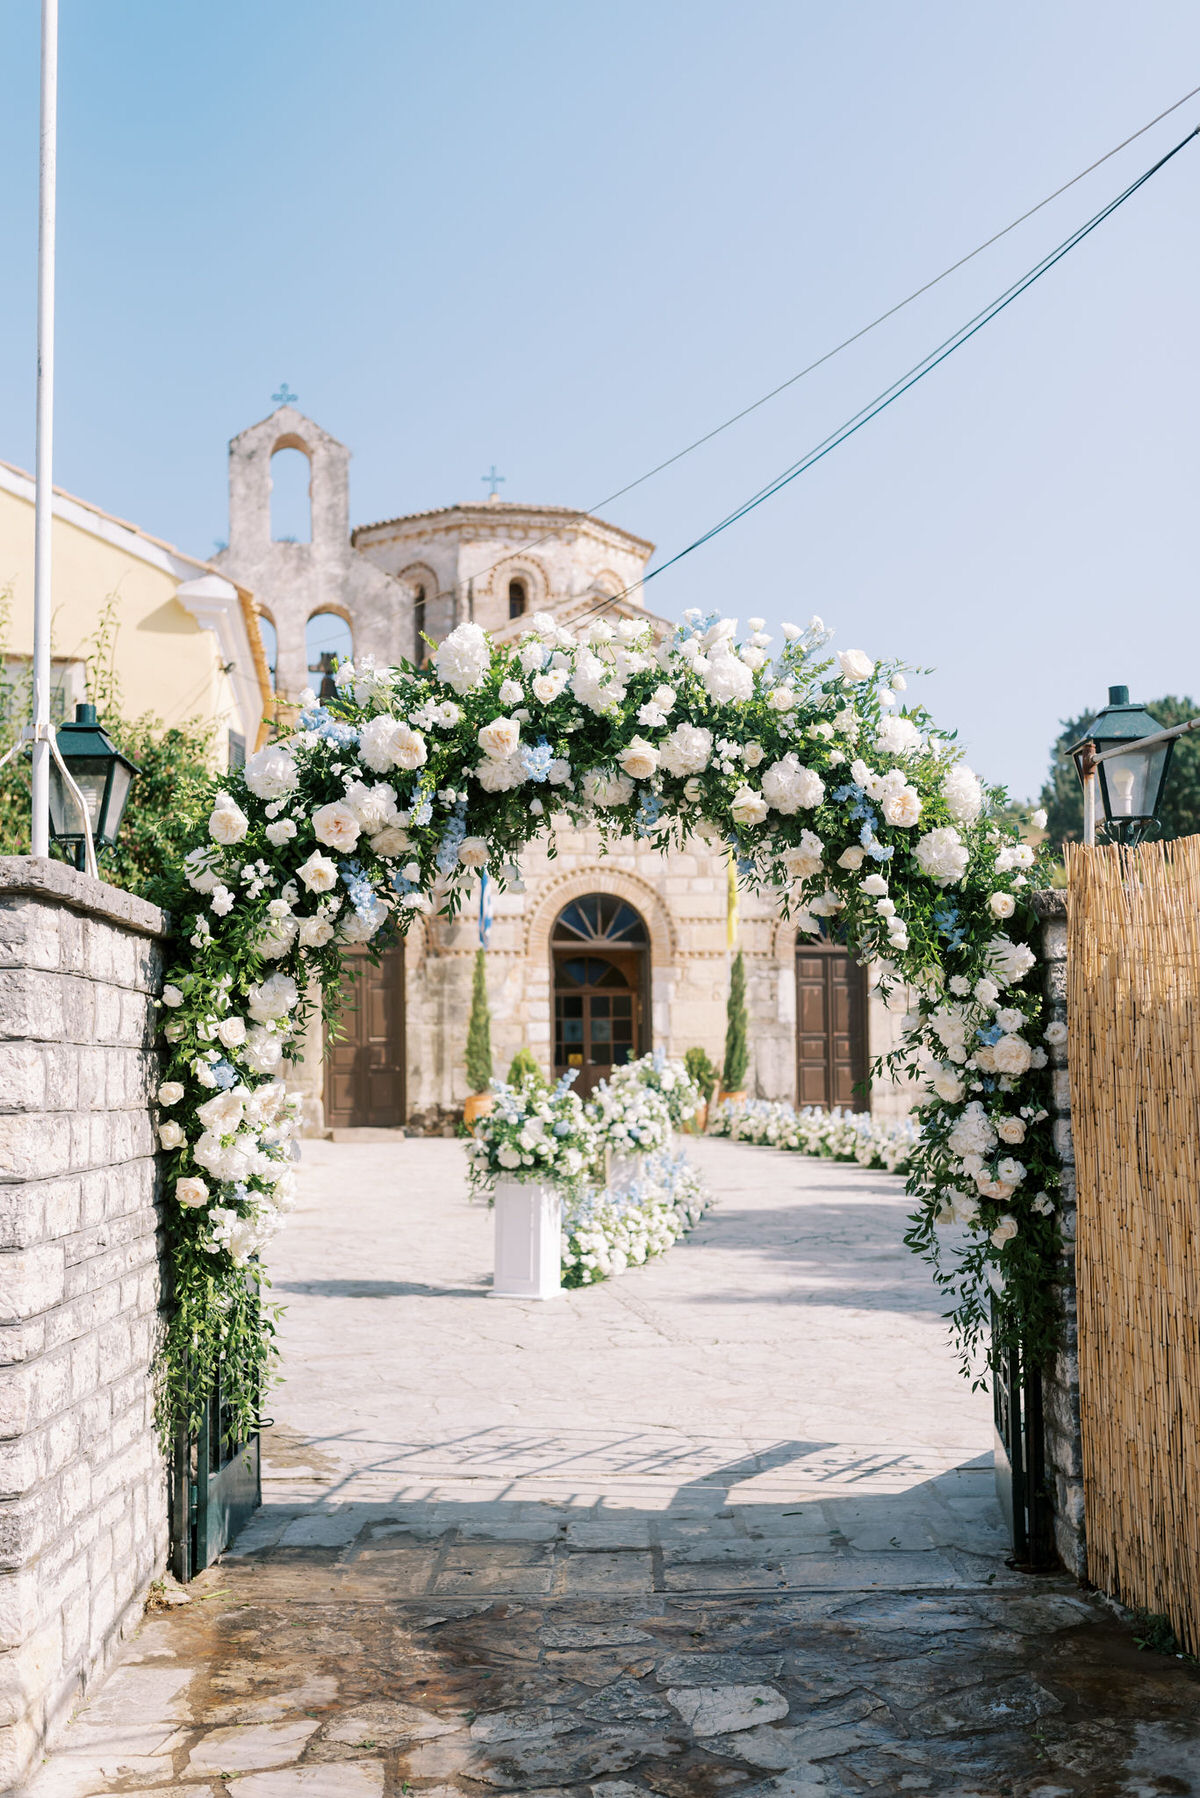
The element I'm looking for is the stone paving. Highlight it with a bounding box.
[23,1139,1200,1797]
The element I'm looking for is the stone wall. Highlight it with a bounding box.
[0,859,168,1791]
[1032,889,1086,1580]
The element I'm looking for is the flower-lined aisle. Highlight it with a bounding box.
[709,1100,917,1172]
[154,608,1058,1433]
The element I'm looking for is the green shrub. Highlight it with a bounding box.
[684,1046,719,1099]
[506,1046,544,1088]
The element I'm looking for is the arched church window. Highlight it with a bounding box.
[270,446,311,543]
[258,614,278,690]
[413,586,426,663]
[508,578,527,620]
[306,611,353,701]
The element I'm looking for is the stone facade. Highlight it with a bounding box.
[0,860,167,1790]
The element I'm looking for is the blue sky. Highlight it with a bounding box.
[1,1,1198,798]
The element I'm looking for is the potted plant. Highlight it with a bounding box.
[462,948,494,1130]
[720,950,749,1106]
[466,1073,595,1300]
[683,1047,720,1132]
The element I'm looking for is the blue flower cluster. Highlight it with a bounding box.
[208,1058,238,1090]
[520,739,555,783]
[832,783,894,862]
[298,706,358,747]
[436,811,468,875]
[410,779,434,827]
[933,903,966,948]
[340,858,380,920]
[635,790,663,838]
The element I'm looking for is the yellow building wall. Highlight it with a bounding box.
[0,483,248,750]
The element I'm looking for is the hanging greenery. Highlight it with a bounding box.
[465,948,493,1094]
[151,608,1056,1436]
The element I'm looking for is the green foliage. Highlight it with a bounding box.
[506,1046,544,1088]
[465,948,493,1093]
[684,1045,720,1099]
[722,950,749,1092]
[1040,696,1200,851]
[1132,1609,1197,1663]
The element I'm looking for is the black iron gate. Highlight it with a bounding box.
[170,1368,261,1582]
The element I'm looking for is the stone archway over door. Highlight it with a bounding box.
[795,942,868,1110]
[552,894,649,1098]
[324,944,406,1128]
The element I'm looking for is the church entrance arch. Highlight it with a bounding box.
[551,894,649,1098]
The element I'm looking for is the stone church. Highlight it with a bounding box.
[214,405,907,1132]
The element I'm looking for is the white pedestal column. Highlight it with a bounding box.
[491,1179,563,1300]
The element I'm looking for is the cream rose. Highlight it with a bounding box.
[992,1033,1034,1076]
[618,737,660,781]
[532,669,568,704]
[297,850,339,893]
[730,785,769,828]
[158,1121,186,1151]
[158,1081,185,1106]
[989,891,1016,919]
[208,797,249,846]
[838,649,875,683]
[881,785,922,828]
[312,801,361,853]
[216,1017,247,1050]
[458,837,489,869]
[175,1176,210,1210]
[478,716,521,760]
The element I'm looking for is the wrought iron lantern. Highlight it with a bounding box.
[48,703,139,869]
[1069,686,1181,846]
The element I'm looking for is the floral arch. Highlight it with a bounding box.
[156,609,1057,1435]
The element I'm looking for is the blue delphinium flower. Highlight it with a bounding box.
[521,739,555,783]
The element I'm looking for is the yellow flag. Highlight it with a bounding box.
[726,848,739,950]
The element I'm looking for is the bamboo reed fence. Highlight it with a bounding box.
[1066,836,1200,1650]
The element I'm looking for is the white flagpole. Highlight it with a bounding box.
[31,0,58,858]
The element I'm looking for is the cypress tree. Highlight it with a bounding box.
[465,948,493,1093]
[722,949,749,1093]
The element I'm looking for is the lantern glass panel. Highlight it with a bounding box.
[1097,737,1171,824]
[101,760,133,844]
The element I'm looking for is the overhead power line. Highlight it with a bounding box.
[578,119,1200,619]
[392,82,1200,625]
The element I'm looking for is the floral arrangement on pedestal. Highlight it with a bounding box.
[153,603,1059,1434]
[561,1148,712,1287]
[465,1072,595,1199]
[588,1074,675,1159]
[710,1099,917,1173]
[607,1049,702,1128]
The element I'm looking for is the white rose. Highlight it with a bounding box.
[659,723,713,778]
[458,837,489,869]
[996,1116,1026,1144]
[875,715,923,758]
[730,785,769,828]
[761,755,824,814]
[1044,1020,1068,1048]
[768,687,796,711]
[158,1081,185,1106]
[434,620,491,695]
[996,1157,1026,1187]
[532,669,568,704]
[990,1217,1019,1250]
[311,801,361,853]
[989,891,1016,919]
[881,786,922,828]
[478,716,521,760]
[1031,808,1048,831]
[930,1068,965,1104]
[161,985,184,1008]
[297,850,339,893]
[208,797,249,846]
[618,737,660,781]
[158,1121,186,1150]
[247,972,299,1023]
[298,916,335,947]
[216,1017,247,1049]
[992,1033,1034,1076]
[184,847,220,893]
[266,819,298,847]
[370,826,411,857]
[837,847,865,871]
[838,649,875,683]
[943,764,983,825]
[243,745,299,800]
[498,1144,522,1169]
[175,1176,209,1210]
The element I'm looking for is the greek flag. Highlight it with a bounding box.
[478,869,494,949]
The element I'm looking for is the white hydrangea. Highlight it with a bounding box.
[434,621,490,695]
[761,755,825,814]
[942,763,983,824]
[702,650,754,704]
[659,723,713,777]
[914,826,969,886]
[247,973,299,1023]
[475,753,528,793]
[947,1101,998,1158]
[875,715,923,758]
[581,769,635,809]
[243,745,299,800]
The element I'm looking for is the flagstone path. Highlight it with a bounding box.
[25,1139,1200,1796]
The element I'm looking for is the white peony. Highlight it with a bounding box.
[1031,808,1048,831]
[312,801,361,853]
[184,846,221,893]
[838,649,875,682]
[881,785,922,828]
[162,985,184,1008]
[837,846,865,870]
[370,826,411,857]
[992,1033,1033,1076]
[996,1157,1026,1187]
[266,818,298,847]
[176,1176,209,1210]
[247,973,299,1023]
[1044,1020,1068,1048]
[243,745,299,800]
[243,1026,284,1075]
[343,780,401,832]
[196,1088,247,1134]
[761,755,825,814]
[875,715,923,757]
[659,723,713,778]
[986,936,1037,986]
[730,785,769,827]
[943,764,983,825]
[930,1068,965,1104]
[208,795,249,846]
[458,837,489,869]
[476,753,528,793]
[297,850,338,892]
[499,678,523,706]
[914,826,969,886]
[298,916,335,947]
[478,716,521,760]
[862,872,889,897]
[359,715,427,773]
[618,737,660,781]
[581,769,634,809]
[702,650,754,705]
[434,621,490,694]
[782,830,824,881]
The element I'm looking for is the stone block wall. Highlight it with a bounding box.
[0,859,168,1791]
[1031,890,1085,1580]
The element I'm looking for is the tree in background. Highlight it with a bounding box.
[1040,695,1200,851]
[722,949,749,1094]
[0,590,214,906]
[506,1046,543,1087]
[465,948,493,1094]
[684,1045,720,1102]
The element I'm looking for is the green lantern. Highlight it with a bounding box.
[48,703,139,869]
[1069,686,1175,846]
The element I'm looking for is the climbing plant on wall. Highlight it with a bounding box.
[153,609,1056,1436]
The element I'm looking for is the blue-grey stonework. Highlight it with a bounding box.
[0,859,168,1792]
[1031,888,1085,1580]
